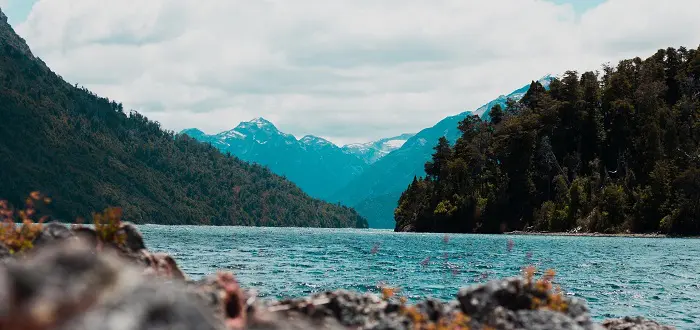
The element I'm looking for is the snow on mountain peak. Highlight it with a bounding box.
[382,139,408,149]
[237,117,276,130]
[301,135,330,144]
[342,133,415,164]
[250,117,272,126]
[220,129,246,139]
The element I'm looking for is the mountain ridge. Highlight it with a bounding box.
[0,9,367,228]
[182,118,368,200]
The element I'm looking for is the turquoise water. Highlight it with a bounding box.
[137,225,700,329]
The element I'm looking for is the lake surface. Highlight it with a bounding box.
[137,225,700,329]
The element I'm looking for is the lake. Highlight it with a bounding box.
[137,225,700,329]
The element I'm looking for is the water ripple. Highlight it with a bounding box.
[137,225,700,330]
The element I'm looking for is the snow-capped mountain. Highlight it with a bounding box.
[342,133,416,164]
[183,75,555,228]
[181,118,367,200]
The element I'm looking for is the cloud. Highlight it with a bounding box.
[14,0,700,145]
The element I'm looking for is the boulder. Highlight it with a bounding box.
[601,316,676,330]
[32,222,74,248]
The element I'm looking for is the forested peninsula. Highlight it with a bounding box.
[396,46,700,236]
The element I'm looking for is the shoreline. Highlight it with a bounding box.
[503,230,700,238]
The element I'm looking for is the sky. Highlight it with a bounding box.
[2,0,700,145]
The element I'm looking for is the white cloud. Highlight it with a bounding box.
[13,0,700,145]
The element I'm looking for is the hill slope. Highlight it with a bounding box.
[182,119,367,200]
[0,11,367,228]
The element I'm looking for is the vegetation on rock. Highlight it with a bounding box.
[396,46,700,235]
[0,191,47,254]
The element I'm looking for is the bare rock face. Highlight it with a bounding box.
[601,316,677,330]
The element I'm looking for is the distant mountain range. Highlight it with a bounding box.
[184,75,553,228]
[342,134,415,164]
[181,119,411,201]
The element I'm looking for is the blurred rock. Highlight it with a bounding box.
[601,316,676,330]
[32,222,74,248]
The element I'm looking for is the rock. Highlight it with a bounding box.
[0,243,10,263]
[601,316,676,330]
[0,239,226,330]
[142,252,186,280]
[57,279,225,330]
[191,272,253,329]
[0,239,126,330]
[119,222,146,252]
[32,221,74,248]
[71,226,99,248]
[456,277,601,330]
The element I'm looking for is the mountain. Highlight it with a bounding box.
[332,75,555,228]
[182,119,367,200]
[342,133,415,164]
[0,10,367,228]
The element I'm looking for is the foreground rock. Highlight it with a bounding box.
[601,317,676,330]
[0,222,677,330]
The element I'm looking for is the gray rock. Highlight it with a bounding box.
[32,221,74,248]
[512,310,595,330]
[0,239,226,330]
[0,243,10,263]
[58,280,225,330]
[457,277,600,330]
[601,316,676,330]
[120,222,147,252]
[0,239,124,330]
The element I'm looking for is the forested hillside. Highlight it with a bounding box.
[0,11,367,228]
[395,46,700,235]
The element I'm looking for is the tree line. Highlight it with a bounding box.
[395,46,700,235]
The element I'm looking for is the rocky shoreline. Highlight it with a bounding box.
[503,230,670,238]
[0,221,676,330]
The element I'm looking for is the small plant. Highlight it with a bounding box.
[92,206,126,245]
[0,191,48,254]
[523,266,569,313]
[381,286,397,300]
